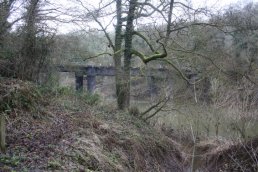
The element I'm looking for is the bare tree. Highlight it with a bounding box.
[18,0,55,81]
[70,0,215,110]
[71,0,173,109]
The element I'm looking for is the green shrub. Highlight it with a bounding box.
[37,85,74,97]
[0,81,43,112]
[81,93,100,105]
[56,86,74,95]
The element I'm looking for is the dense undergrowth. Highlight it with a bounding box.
[0,77,258,171]
[0,77,184,171]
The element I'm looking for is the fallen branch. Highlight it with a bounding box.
[143,97,170,121]
[140,97,167,118]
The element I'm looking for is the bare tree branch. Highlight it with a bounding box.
[133,31,157,53]
[75,0,115,50]
[131,41,167,63]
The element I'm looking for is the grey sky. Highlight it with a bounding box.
[55,0,258,33]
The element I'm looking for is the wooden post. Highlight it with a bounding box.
[0,114,6,153]
[75,72,83,91]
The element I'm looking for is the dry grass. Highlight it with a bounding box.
[0,77,185,171]
[194,138,258,171]
[2,77,258,171]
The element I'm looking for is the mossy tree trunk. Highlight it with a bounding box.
[114,0,125,109]
[119,0,137,109]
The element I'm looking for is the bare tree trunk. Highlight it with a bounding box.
[114,0,124,109]
[165,0,174,45]
[120,0,137,109]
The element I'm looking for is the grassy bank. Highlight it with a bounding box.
[0,78,184,171]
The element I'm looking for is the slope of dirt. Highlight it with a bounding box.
[185,138,258,172]
[202,138,258,172]
[0,78,185,171]
[2,78,258,171]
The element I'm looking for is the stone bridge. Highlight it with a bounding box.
[55,65,170,94]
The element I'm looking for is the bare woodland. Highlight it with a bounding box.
[1,0,258,171]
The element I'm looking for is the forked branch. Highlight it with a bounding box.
[131,42,167,63]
